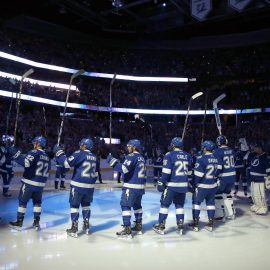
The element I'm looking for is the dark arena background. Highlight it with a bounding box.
[0,1,270,269]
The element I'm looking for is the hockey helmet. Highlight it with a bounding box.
[170,137,183,148]
[32,136,47,148]
[127,139,141,149]
[216,135,228,146]
[79,137,93,150]
[201,140,215,151]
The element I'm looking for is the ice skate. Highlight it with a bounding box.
[116,225,132,239]
[152,221,165,235]
[66,221,78,238]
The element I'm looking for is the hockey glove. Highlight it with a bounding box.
[7,146,21,159]
[106,154,118,167]
[53,145,65,158]
[157,181,166,192]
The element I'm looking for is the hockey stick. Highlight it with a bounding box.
[57,69,85,146]
[201,90,208,145]
[213,93,226,135]
[109,73,117,145]
[182,92,203,141]
[13,68,34,145]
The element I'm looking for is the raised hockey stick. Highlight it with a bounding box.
[13,68,34,145]
[213,93,226,135]
[182,92,203,141]
[57,69,85,146]
[201,90,208,145]
[109,73,117,145]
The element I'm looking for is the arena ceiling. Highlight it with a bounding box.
[1,0,270,39]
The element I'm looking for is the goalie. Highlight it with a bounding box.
[249,143,270,215]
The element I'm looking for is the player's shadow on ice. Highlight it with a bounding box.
[141,220,157,232]
[90,220,119,233]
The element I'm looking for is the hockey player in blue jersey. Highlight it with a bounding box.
[249,143,270,215]
[234,143,248,196]
[189,140,222,232]
[0,136,14,197]
[54,137,97,237]
[190,147,198,169]
[152,137,192,235]
[107,139,146,238]
[54,144,67,190]
[8,136,50,230]
[153,149,163,185]
[214,135,236,221]
[243,143,257,200]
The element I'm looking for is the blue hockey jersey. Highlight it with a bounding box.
[57,149,97,194]
[0,146,6,167]
[194,153,223,190]
[153,154,163,168]
[234,150,245,171]
[161,150,192,193]
[214,146,236,184]
[14,149,50,191]
[250,153,270,183]
[112,151,146,194]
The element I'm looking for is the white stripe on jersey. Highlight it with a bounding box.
[22,178,46,187]
[167,182,188,187]
[194,170,204,177]
[70,181,94,189]
[122,165,129,174]
[123,183,145,189]
[162,168,171,174]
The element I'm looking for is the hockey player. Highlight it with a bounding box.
[8,136,50,230]
[153,149,163,185]
[53,137,97,237]
[0,136,14,197]
[189,140,222,232]
[214,135,236,221]
[152,137,192,235]
[190,147,198,169]
[249,143,270,215]
[96,151,103,184]
[243,142,257,200]
[54,144,67,190]
[107,139,146,238]
[234,143,248,196]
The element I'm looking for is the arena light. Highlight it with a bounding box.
[0,89,264,115]
[101,138,121,144]
[0,71,78,91]
[0,51,189,82]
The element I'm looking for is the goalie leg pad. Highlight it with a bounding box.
[223,194,235,219]
[252,182,268,214]
[214,194,225,219]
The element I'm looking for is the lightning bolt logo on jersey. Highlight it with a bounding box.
[250,153,270,183]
